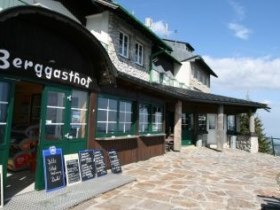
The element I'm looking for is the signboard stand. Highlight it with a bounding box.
[64,153,81,186]
[0,165,3,208]
[79,150,96,182]
[108,150,122,174]
[42,146,65,192]
[94,150,107,177]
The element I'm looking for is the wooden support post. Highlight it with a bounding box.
[174,100,182,151]
[217,105,224,151]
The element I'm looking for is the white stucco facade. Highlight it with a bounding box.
[190,63,211,93]
[86,12,110,49]
[174,61,191,87]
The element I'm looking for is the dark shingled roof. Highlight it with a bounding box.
[183,55,218,77]
[117,72,268,110]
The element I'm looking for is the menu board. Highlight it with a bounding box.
[0,165,3,208]
[64,154,81,186]
[108,150,122,174]
[94,150,107,177]
[42,147,65,192]
[79,150,96,181]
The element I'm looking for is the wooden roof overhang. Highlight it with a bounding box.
[117,72,269,115]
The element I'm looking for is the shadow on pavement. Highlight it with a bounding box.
[258,195,280,210]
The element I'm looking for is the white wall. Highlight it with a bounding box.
[86,12,110,48]
[174,61,191,87]
[190,63,210,93]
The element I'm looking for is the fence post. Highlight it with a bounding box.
[271,136,275,156]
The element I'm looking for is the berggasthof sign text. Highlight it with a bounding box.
[0,49,93,88]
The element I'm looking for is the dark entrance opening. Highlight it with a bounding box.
[6,81,42,199]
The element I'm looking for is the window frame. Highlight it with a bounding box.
[198,114,207,132]
[134,42,144,65]
[96,95,136,138]
[118,31,129,58]
[139,103,164,135]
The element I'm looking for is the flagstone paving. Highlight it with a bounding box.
[71,147,280,210]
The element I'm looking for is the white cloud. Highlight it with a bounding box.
[149,20,172,38]
[227,1,251,40]
[228,23,251,40]
[229,0,245,21]
[204,56,280,90]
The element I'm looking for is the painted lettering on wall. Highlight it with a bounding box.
[0,49,93,88]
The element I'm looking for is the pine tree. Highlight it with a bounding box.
[239,113,270,153]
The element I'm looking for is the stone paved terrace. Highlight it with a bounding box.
[71,147,280,210]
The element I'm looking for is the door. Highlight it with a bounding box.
[35,86,88,190]
[182,113,193,145]
[207,114,217,145]
[0,80,14,186]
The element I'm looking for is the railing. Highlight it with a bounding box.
[150,69,188,89]
[266,137,280,156]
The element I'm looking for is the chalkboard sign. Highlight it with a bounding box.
[0,165,3,208]
[64,154,81,186]
[42,147,65,192]
[79,150,96,181]
[108,150,122,174]
[94,150,107,177]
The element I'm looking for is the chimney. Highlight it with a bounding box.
[145,17,153,28]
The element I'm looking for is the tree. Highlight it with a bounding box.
[239,113,270,153]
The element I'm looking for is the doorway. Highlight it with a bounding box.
[6,82,42,199]
[1,80,89,199]
[182,113,194,145]
[207,114,217,146]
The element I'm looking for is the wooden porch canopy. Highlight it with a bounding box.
[116,72,269,114]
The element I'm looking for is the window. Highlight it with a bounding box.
[45,89,88,141]
[194,69,198,79]
[198,114,207,132]
[96,96,135,137]
[45,91,65,140]
[0,82,10,144]
[119,101,133,133]
[70,91,88,138]
[182,113,193,131]
[139,103,163,134]
[139,104,149,133]
[152,106,163,132]
[135,42,143,65]
[97,97,118,135]
[208,115,216,130]
[227,115,236,131]
[119,31,129,58]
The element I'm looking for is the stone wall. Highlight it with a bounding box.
[236,135,251,152]
[236,134,258,153]
[107,12,151,81]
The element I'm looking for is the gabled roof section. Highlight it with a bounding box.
[92,0,172,52]
[160,49,182,65]
[183,55,218,78]
[163,38,218,77]
[163,38,195,52]
[163,39,195,62]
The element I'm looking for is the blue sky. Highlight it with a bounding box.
[116,0,280,137]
